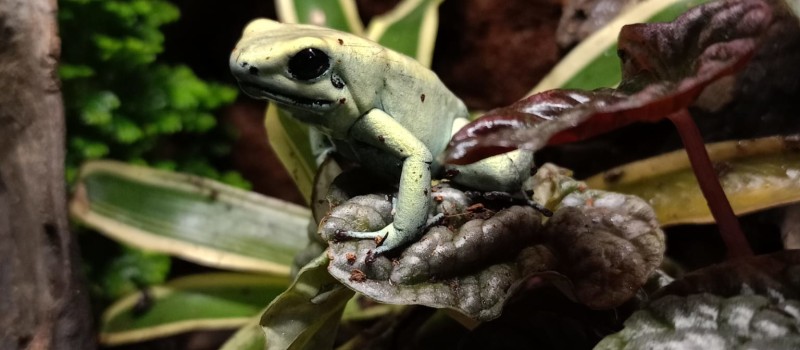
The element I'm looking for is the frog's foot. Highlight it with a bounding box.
[335,224,413,263]
[525,199,553,217]
[465,190,553,217]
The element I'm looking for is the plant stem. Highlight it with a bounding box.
[666,108,753,258]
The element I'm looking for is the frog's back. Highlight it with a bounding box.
[373,49,468,158]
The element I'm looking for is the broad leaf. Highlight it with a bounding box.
[100,273,289,346]
[366,0,444,67]
[322,164,664,320]
[268,0,364,204]
[264,106,317,204]
[655,249,800,299]
[445,0,773,165]
[220,321,266,350]
[597,250,800,349]
[275,0,364,34]
[585,135,800,226]
[260,254,354,350]
[70,160,310,275]
[535,0,714,93]
[596,293,800,350]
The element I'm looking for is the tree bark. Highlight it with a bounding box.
[0,0,94,349]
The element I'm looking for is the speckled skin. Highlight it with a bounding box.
[230,19,532,255]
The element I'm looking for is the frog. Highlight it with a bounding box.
[230,19,533,257]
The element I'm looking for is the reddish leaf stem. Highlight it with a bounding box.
[666,108,753,258]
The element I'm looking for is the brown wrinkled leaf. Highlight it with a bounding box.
[543,189,665,309]
[322,190,540,321]
[320,165,665,320]
[445,0,773,165]
[654,249,800,300]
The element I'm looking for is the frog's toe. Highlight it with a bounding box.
[334,228,385,241]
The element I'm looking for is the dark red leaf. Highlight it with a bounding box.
[445,0,773,165]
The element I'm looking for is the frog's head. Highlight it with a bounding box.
[230,19,376,132]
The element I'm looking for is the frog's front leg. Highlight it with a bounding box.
[340,109,432,256]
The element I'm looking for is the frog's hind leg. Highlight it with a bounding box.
[446,149,534,192]
[447,118,534,192]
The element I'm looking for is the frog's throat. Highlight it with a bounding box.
[239,82,334,110]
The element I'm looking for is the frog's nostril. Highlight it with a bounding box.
[248,66,259,76]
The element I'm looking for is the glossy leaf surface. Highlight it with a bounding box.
[446,0,773,165]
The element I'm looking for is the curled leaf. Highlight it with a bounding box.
[545,190,665,309]
[321,165,664,320]
[655,249,800,299]
[260,254,353,350]
[445,0,773,165]
[322,191,539,320]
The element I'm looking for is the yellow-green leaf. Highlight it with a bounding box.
[264,105,317,204]
[220,321,266,350]
[100,273,289,346]
[276,0,364,34]
[261,254,354,350]
[584,135,800,226]
[366,0,444,67]
[530,0,713,94]
[70,160,310,275]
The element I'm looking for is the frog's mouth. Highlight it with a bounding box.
[239,82,334,109]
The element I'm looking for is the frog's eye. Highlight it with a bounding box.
[288,48,330,80]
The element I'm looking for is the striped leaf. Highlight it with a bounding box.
[531,0,713,93]
[585,135,800,226]
[70,160,310,275]
[366,0,444,67]
[100,273,289,346]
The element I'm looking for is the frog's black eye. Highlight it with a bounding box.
[288,48,330,80]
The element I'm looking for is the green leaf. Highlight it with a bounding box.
[267,0,367,204]
[59,64,95,80]
[366,0,443,67]
[275,0,364,34]
[260,254,354,350]
[220,321,266,350]
[264,105,317,204]
[531,0,713,93]
[100,273,289,346]
[70,137,110,159]
[100,246,171,300]
[81,91,120,126]
[70,160,310,275]
[584,135,800,226]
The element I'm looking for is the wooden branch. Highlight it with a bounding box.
[0,0,94,348]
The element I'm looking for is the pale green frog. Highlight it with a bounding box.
[230,19,533,257]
